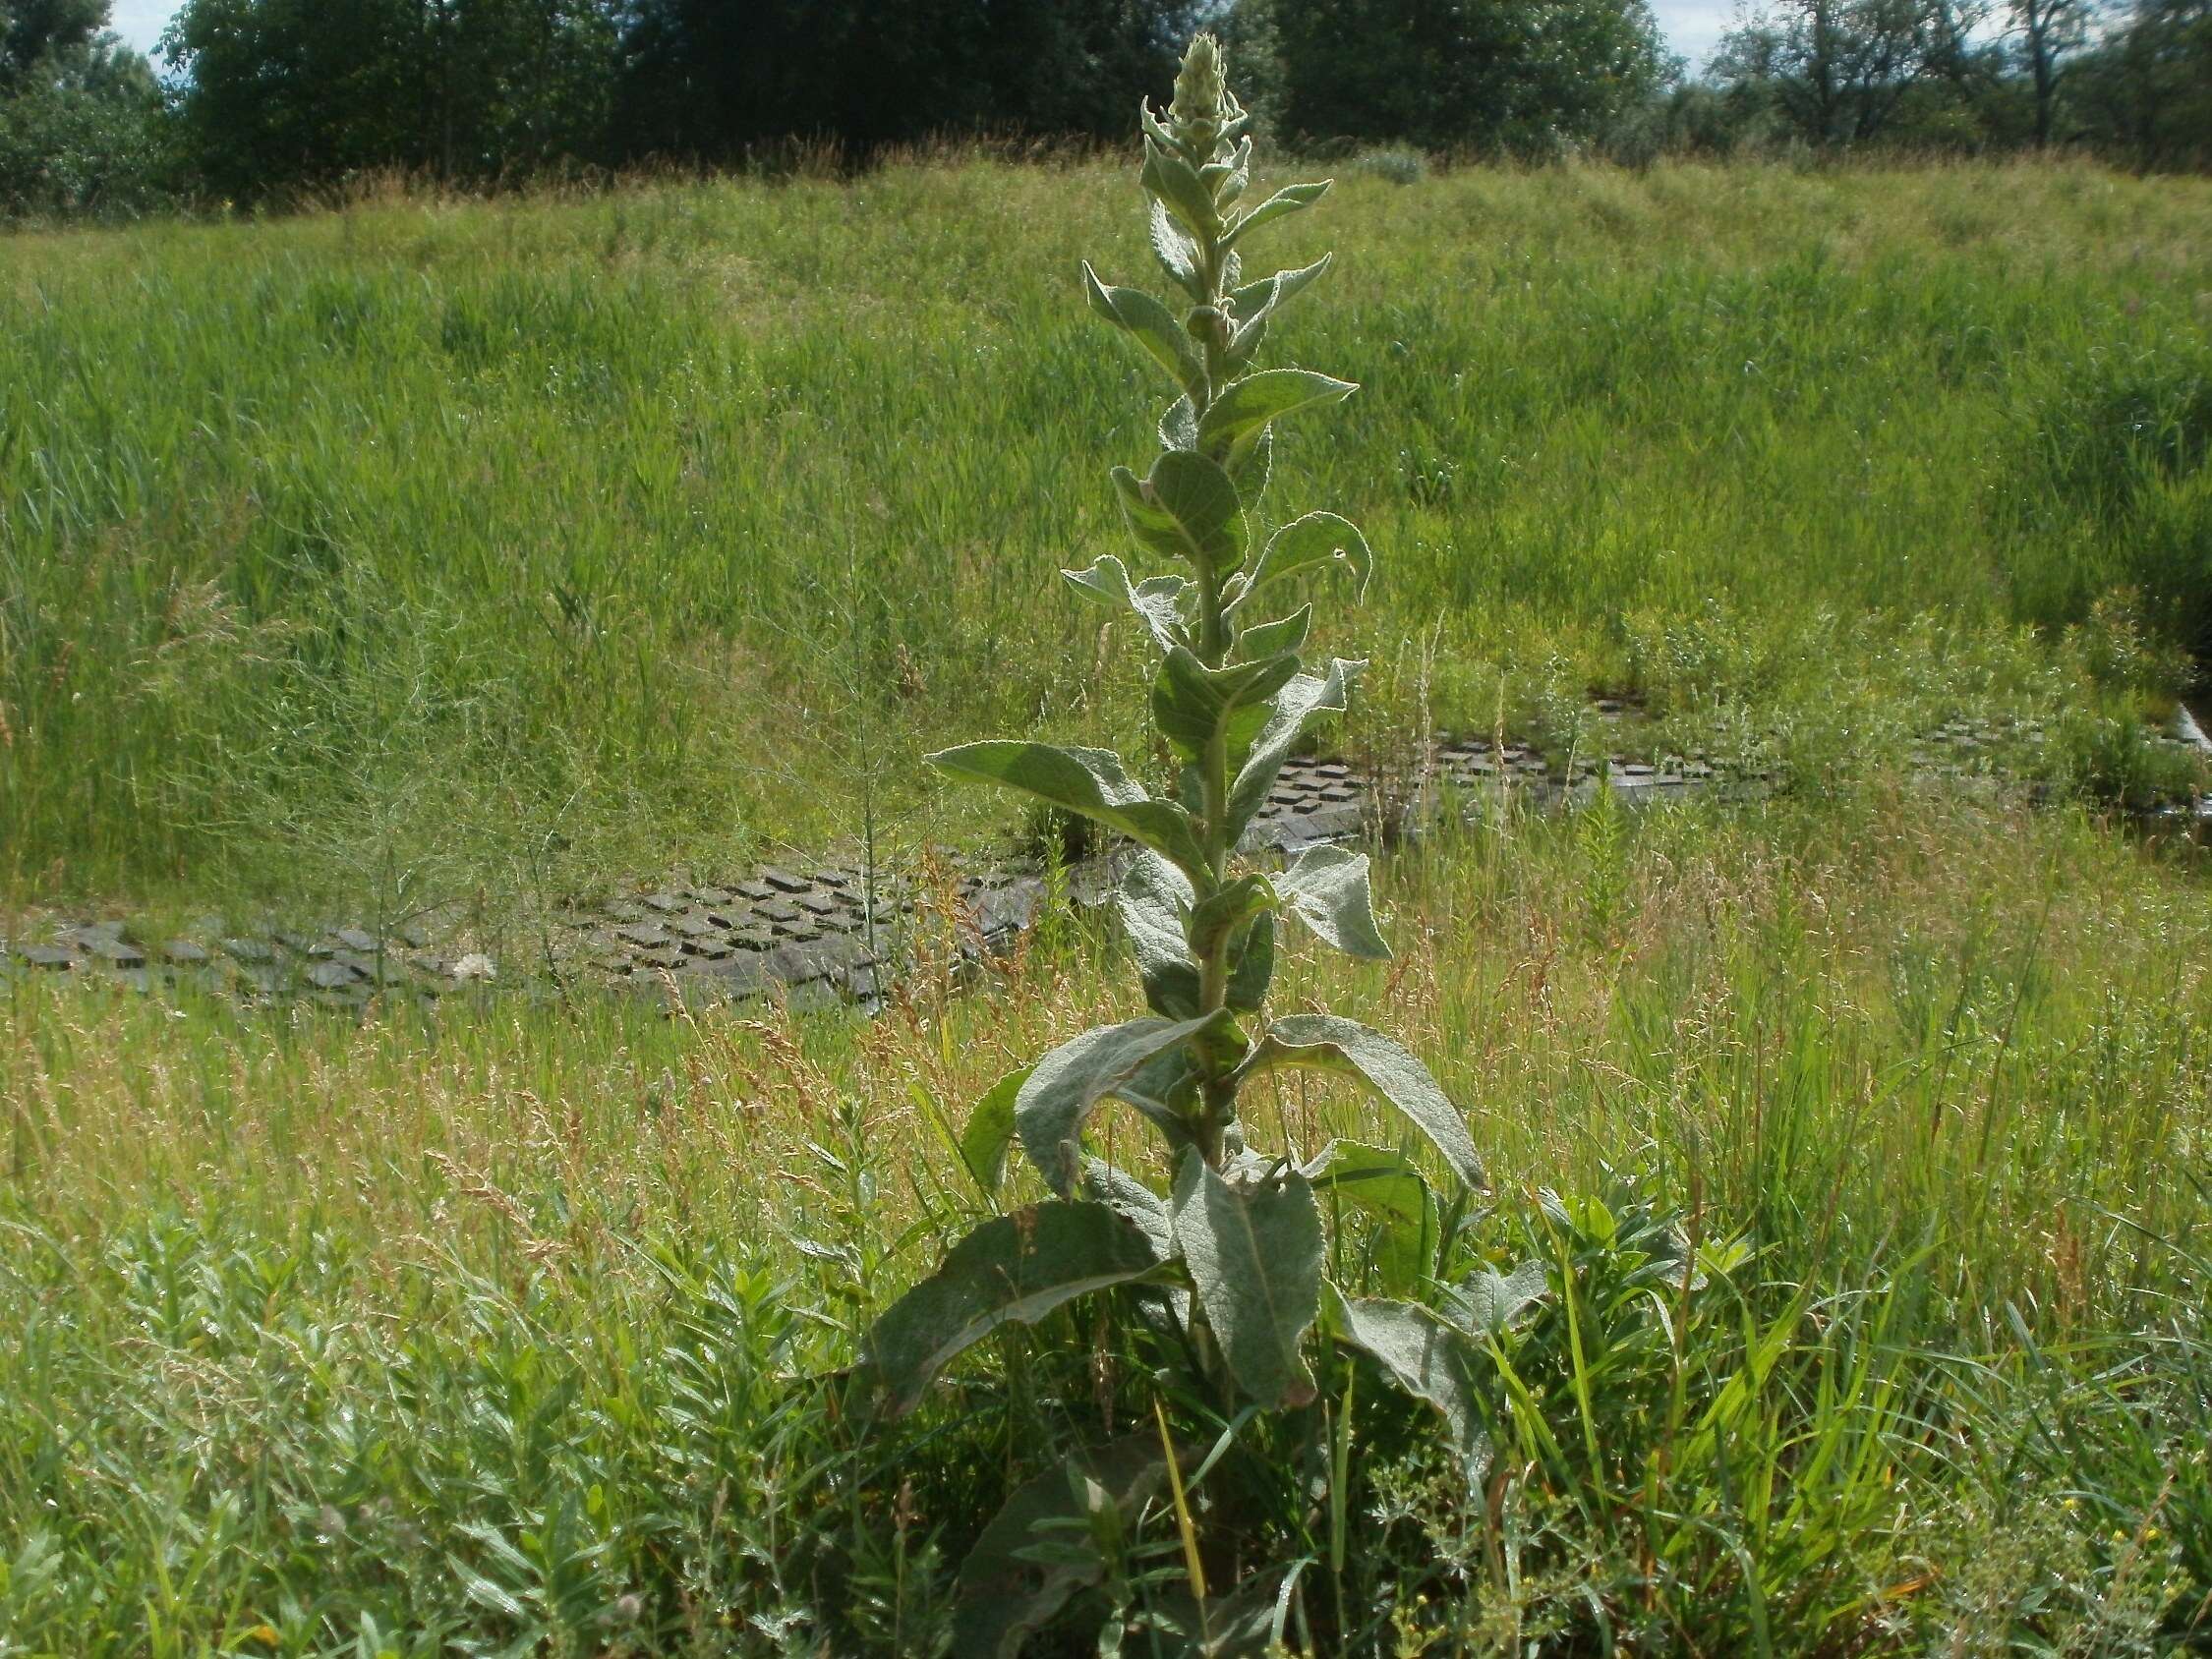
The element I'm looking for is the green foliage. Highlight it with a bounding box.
[0,3,166,218]
[855,37,1518,1643]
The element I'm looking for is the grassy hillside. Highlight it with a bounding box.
[3,159,2209,903]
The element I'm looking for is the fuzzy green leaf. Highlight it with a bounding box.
[1197,369,1358,475]
[1063,554,1188,654]
[1159,394,1198,452]
[859,1203,1166,1416]
[1330,1290,1495,1492]
[954,1436,1178,1656]
[1019,1013,1233,1196]
[1275,844,1391,960]
[1186,871,1278,964]
[1303,1139,1436,1294]
[1442,1260,1549,1336]
[1236,602,1312,662]
[1151,645,1302,765]
[1225,657,1363,844]
[1082,260,1206,400]
[1147,200,1208,302]
[929,741,1208,885]
[1141,139,1219,237]
[1111,450,1247,579]
[1237,1013,1484,1192]
[1172,1156,1325,1407]
[1239,512,1374,608]
[1119,851,1200,1020]
[1227,909,1276,1012]
[1227,253,1333,366]
[1226,179,1331,246]
[958,1065,1030,1194]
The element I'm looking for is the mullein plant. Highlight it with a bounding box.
[858,34,1494,1650]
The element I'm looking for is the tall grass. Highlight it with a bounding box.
[3,791,2207,1650]
[3,159,2208,903]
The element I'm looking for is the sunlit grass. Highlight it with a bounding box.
[4,791,2207,1649]
[3,158,2208,905]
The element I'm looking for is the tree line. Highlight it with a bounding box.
[2,0,2206,218]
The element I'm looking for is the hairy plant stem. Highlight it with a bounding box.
[1192,211,1237,1172]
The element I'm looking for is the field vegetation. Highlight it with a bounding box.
[4,158,2210,906]
[3,792,2209,1650]
[4,145,2212,1654]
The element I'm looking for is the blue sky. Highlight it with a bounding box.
[107,0,1737,80]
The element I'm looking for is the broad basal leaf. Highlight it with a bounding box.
[1236,1013,1484,1192]
[1151,645,1302,765]
[1197,369,1358,477]
[1019,1013,1232,1196]
[1330,1291,1494,1493]
[1082,261,1205,401]
[1238,512,1373,608]
[954,1435,1177,1657]
[1225,179,1331,246]
[1063,554,1188,654]
[1172,1155,1324,1408]
[1275,844,1391,960]
[928,741,1208,885]
[1110,450,1247,579]
[1224,657,1363,844]
[859,1202,1165,1415]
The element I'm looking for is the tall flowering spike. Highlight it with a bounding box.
[1166,32,1236,159]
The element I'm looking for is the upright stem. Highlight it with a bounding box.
[1191,200,1238,1167]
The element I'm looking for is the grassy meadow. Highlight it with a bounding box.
[5,156,2212,1653]
[4,793,2211,1651]
[2,158,2210,904]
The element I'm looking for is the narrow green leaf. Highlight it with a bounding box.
[1275,845,1391,960]
[954,1436,1176,1656]
[1227,253,1333,366]
[1141,139,1219,237]
[1239,512,1374,608]
[1082,261,1206,400]
[1119,850,1200,1020]
[859,1202,1166,1415]
[929,740,1208,884]
[1062,554,1187,654]
[1226,179,1331,246]
[1236,1013,1484,1192]
[1197,369,1358,475]
[1225,657,1364,844]
[1172,1156,1324,1408]
[1229,254,1334,328]
[1019,1013,1232,1196]
[1151,645,1302,765]
[1330,1290,1495,1492]
[1110,450,1247,578]
[959,1065,1031,1194]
